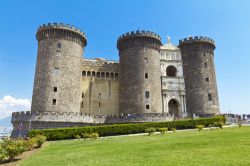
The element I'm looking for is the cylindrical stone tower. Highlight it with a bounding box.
[179,36,219,116]
[31,23,87,113]
[117,30,162,114]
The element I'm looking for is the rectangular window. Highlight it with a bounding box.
[106,72,110,78]
[206,78,210,82]
[145,91,149,99]
[101,72,105,77]
[146,104,150,109]
[81,101,83,108]
[204,62,208,68]
[53,99,57,105]
[144,58,148,63]
[82,71,86,76]
[57,43,61,49]
[208,94,212,101]
[145,73,148,79]
[54,87,57,92]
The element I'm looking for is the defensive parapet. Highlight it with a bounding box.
[117,30,163,114]
[117,30,162,51]
[179,36,215,53]
[81,58,119,67]
[36,23,87,47]
[179,36,220,116]
[11,111,174,138]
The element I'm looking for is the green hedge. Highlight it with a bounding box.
[28,116,225,141]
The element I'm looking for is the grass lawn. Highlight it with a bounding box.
[19,126,250,166]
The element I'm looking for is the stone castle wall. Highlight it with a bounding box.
[11,111,174,138]
[80,59,119,115]
[31,23,87,114]
[118,31,163,114]
[179,36,220,115]
[11,23,220,138]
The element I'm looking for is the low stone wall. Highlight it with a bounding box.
[11,111,174,138]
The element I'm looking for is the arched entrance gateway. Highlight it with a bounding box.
[168,99,179,118]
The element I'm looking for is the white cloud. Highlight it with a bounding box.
[0,95,31,120]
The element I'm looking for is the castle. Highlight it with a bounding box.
[11,23,220,137]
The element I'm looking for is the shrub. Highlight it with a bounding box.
[158,128,168,134]
[28,116,225,141]
[145,127,156,136]
[90,133,99,140]
[82,133,91,141]
[196,125,204,132]
[208,124,213,130]
[74,135,81,139]
[34,135,47,148]
[170,127,176,133]
[22,138,37,151]
[0,144,7,162]
[214,121,224,129]
[1,138,25,161]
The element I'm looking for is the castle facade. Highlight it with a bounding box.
[11,23,220,137]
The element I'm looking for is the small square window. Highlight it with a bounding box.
[144,58,148,63]
[145,91,149,99]
[81,101,84,108]
[54,87,57,92]
[206,78,209,82]
[145,73,148,79]
[53,99,57,105]
[56,52,61,56]
[54,68,60,75]
[208,94,212,101]
[146,104,150,109]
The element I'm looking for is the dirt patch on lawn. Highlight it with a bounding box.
[1,142,48,166]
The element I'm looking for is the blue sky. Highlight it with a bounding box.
[0,0,249,117]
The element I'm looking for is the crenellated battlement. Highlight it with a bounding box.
[36,23,87,47]
[118,30,161,41]
[179,36,215,53]
[81,58,119,67]
[179,36,215,45]
[11,111,174,124]
[117,30,162,51]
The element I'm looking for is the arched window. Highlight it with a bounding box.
[166,66,177,77]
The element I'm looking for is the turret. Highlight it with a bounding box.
[179,36,220,116]
[117,30,162,114]
[31,23,87,113]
